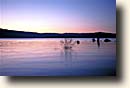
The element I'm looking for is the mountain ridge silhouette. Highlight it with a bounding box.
[0,28,116,38]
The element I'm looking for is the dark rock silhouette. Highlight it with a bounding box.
[104,39,111,42]
[76,40,80,44]
[92,38,96,42]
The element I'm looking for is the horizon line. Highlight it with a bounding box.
[0,28,116,34]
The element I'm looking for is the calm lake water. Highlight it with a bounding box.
[0,38,116,76]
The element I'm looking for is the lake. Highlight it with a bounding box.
[0,38,116,76]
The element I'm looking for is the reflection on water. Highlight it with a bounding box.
[63,49,73,68]
[0,38,116,76]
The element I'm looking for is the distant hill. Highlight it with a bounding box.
[0,28,116,38]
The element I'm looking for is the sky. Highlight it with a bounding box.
[0,0,116,33]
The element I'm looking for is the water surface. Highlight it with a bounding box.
[0,38,116,76]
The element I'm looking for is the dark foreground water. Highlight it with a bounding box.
[0,38,116,76]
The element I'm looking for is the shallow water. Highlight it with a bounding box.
[0,38,116,76]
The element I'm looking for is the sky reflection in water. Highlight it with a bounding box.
[0,38,116,76]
